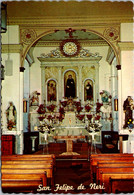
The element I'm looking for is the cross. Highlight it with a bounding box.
[65,28,76,38]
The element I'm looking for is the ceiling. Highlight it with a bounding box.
[6,1,133,18]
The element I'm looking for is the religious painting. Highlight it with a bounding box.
[84,79,93,101]
[64,70,76,98]
[47,80,56,101]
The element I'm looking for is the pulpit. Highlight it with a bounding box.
[53,135,85,155]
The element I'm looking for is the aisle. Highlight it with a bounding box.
[52,158,100,194]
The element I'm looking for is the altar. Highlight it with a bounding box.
[53,135,85,155]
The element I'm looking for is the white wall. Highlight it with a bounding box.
[121,23,133,42]
[2,53,20,133]
[2,25,20,44]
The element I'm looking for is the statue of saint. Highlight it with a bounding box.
[85,82,93,100]
[123,96,134,128]
[6,102,17,130]
[48,83,56,101]
[65,75,75,98]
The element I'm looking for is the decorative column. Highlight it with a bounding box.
[79,65,82,100]
[116,65,122,131]
[95,64,99,101]
[19,67,25,154]
[58,66,62,102]
[111,59,118,131]
[41,65,46,104]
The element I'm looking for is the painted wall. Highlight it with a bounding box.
[2,25,20,44]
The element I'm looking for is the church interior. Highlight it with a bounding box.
[1,1,134,194]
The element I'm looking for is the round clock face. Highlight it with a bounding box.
[63,42,77,56]
[60,39,80,57]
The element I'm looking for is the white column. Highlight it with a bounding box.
[58,66,62,101]
[19,67,25,154]
[79,65,82,100]
[95,64,99,102]
[41,66,46,104]
[111,59,118,131]
[116,65,122,131]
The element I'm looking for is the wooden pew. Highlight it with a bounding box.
[109,176,134,193]
[100,172,134,193]
[1,154,55,186]
[97,167,134,184]
[90,155,134,182]
[2,172,47,193]
[2,164,53,185]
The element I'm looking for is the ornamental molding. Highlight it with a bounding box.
[103,27,120,42]
[34,40,108,47]
[38,56,102,64]
[118,42,134,51]
[38,47,101,60]
[2,44,23,53]
[8,15,133,25]
[20,29,37,45]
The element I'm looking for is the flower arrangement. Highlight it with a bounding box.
[47,104,56,112]
[37,104,46,114]
[76,106,83,113]
[127,119,134,129]
[7,120,15,130]
[59,107,65,114]
[60,100,67,107]
[76,114,85,121]
[38,116,45,121]
[95,115,101,121]
[85,104,92,112]
[87,114,92,121]
[74,101,81,107]
[96,102,103,113]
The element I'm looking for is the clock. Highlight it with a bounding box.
[60,39,80,57]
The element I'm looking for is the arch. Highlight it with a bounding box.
[21,28,120,67]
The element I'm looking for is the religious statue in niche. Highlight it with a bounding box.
[6,102,17,130]
[47,80,56,101]
[123,96,134,129]
[30,91,40,106]
[65,71,76,98]
[84,80,93,101]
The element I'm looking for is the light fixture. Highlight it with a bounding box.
[1,2,7,33]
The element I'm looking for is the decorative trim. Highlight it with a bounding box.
[35,40,108,47]
[20,67,25,72]
[116,65,121,70]
[106,46,115,65]
[2,44,23,53]
[103,27,119,42]
[20,29,37,45]
[8,16,133,25]
[118,42,134,51]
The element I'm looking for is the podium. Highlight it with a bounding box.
[53,135,85,155]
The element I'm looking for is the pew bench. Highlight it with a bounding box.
[100,172,134,193]
[2,172,47,193]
